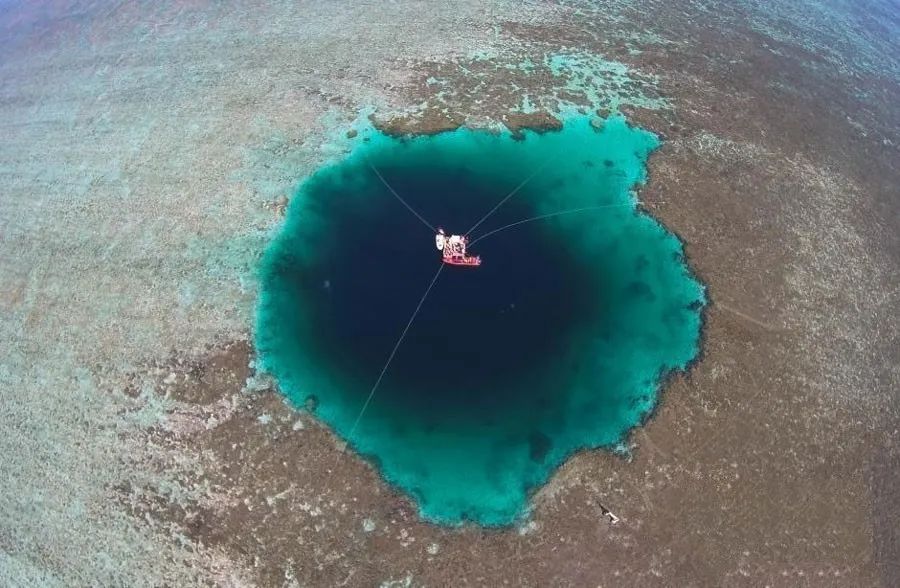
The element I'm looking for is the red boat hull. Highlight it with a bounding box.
[443,254,482,267]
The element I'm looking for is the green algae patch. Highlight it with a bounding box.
[255,115,705,525]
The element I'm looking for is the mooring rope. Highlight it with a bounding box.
[338,262,445,462]
[464,157,555,237]
[469,203,637,246]
[369,163,436,232]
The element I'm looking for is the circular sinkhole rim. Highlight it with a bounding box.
[253,114,708,526]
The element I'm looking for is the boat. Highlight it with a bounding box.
[435,228,482,267]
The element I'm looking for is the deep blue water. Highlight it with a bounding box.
[256,116,705,525]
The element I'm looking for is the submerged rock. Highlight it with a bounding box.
[501,110,563,138]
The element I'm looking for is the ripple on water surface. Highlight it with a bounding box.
[256,115,705,525]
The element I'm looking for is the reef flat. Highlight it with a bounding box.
[0,0,897,586]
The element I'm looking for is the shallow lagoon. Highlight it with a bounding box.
[256,116,705,525]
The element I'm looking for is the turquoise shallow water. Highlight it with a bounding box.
[256,115,705,525]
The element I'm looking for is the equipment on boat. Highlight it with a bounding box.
[435,228,481,267]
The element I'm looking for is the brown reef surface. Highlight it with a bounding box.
[0,1,897,586]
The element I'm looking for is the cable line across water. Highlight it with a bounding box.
[336,262,445,464]
[369,162,436,232]
[469,203,639,246]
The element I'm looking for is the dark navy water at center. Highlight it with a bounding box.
[256,115,705,525]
